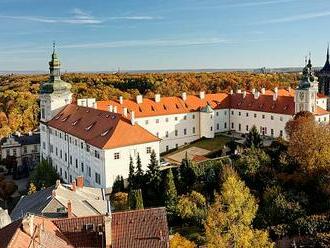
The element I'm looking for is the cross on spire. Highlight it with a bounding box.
[53,41,56,54]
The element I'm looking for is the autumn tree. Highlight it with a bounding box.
[285,111,330,174]
[177,191,207,226]
[170,233,197,248]
[204,167,274,248]
[112,192,129,211]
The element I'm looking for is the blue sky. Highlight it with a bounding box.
[0,0,330,71]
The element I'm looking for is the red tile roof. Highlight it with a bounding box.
[97,93,230,118]
[0,208,169,248]
[48,104,160,149]
[315,106,330,116]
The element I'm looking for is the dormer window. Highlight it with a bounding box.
[55,114,63,120]
[101,128,112,137]
[72,119,80,126]
[61,115,70,122]
[85,122,96,131]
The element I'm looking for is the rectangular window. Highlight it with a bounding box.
[271,129,274,136]
[166,145,169,151]
[156,132,159,138]
[210,126,213,131]
[246,125,249,131]
[238,112,241,116]
[88,166,91,177]
[156,119,159,124]
[216,112,219,116]
[95,173,101,185]
[246,113,249,117]
[217,123,220,130]
[81,162,84,172]
[175,117,178,121]
[145,120,149,125]
[254,113,257,118]
[262,115,265,119]
[166,118,169,122]
[86,144,90,152]
[13,149,17,157]
[75,139,77,146]
[239,124,241,131]
[224,122,227,129]
[24,146,28,154]
[42,142,46,149]
[56,147,58,156]
[271,115,274,120]
[69,155,72,165]
[146,147,152,154]
[60,150,63,159]
[49,145,53,153]
[166,131,169,138]
[94,150,100,159]
[192,127,196,134]
[175,130,178,136]
[75,159,78,168]
[81,142,84,149]
[192,114,195,119]
[60,168,62,176]
[176,144,178,148]
[114,152,120,160]
[65,171,67,179]
[280,130,283,137]
[231,111,234,115]
[224,111,227,115]
[280,116,283,121]
[184,115,187,120]
[231,123,234,129]
[184,128,187,135]
[69,175,72,183]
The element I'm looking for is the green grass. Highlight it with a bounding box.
[191,134,232,151]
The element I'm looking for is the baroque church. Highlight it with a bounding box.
[317,45,330,99]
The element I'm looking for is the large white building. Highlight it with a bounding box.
[40,51,329,188]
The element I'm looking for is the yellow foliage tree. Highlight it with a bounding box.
[204,170,274,248]
[170,233,197,248]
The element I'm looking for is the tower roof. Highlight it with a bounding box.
[320,44,330,73]
[297,54,318,90]
[40,44,71,94]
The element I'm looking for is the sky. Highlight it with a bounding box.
[0,0,330,71]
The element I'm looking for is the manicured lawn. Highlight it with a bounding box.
[191,134,232,151]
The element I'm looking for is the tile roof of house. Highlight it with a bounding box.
[0,132,40,146]
[1,207,169,248]
[97,93,230,118]
[11,181,109,221]
[0,215,73,248]
[48,104,160,149]
[97,89,297,117]
[315,106,330,116]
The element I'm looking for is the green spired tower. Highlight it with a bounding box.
[40,43,72,123]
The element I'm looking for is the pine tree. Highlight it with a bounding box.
[129,189,144,210]
[128,156,135,190]
[245,125,262,148]
[112,175,125,193]
[135,153,144,188]
[164,169,178,217]
[179,155,196,193]
[146,150,161,186]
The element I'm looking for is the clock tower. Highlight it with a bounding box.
[295,56,319,114]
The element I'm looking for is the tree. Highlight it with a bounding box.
[178,156,196,193]
[128,156,135,190]
[135,153,144,188]
[146,150,161,187]
[27,182,37,195]
[0,176,18,209]
[129,189,144,210]
[285,112,330,174]
[177,191,207,226]
[245,125,262,148]
[111,192,129,211]
[30,159,59,190]
[170,233,197,248]
[204,167,274,247]
[112,175,125,194]
[164,169,178,217]
[235,148,271,177]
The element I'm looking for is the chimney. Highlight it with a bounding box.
[104,214,112,247]
[273,87,278,101]
[67,200,73,218]
[55,179,61,189]
[155,94,161,103]
[123,107,128,117]
[261,88,266,94]
[76,176,84,188]
[181,92,187,101]
[71,180,76,192]
[22,214,34,237]
[108,105,113,112]
[230,89,234,95]
[243,90,247,98]
[119,96,123,104]
[254,91,260,99]
[131,111,135,125]
[251,88,256,94]
[113,106,118,113]
[136,95,143,104]
[52,190,56,197]
[199,91,205,99]
[236,89,242,94]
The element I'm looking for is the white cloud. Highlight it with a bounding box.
[0,8,161,25]
[227,0,296,8]
[59,37,229,49]
[257,10,330,24]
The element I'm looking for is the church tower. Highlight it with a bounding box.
[295,56,319,114]
[40,44,72,123]
[317,44,330,96]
